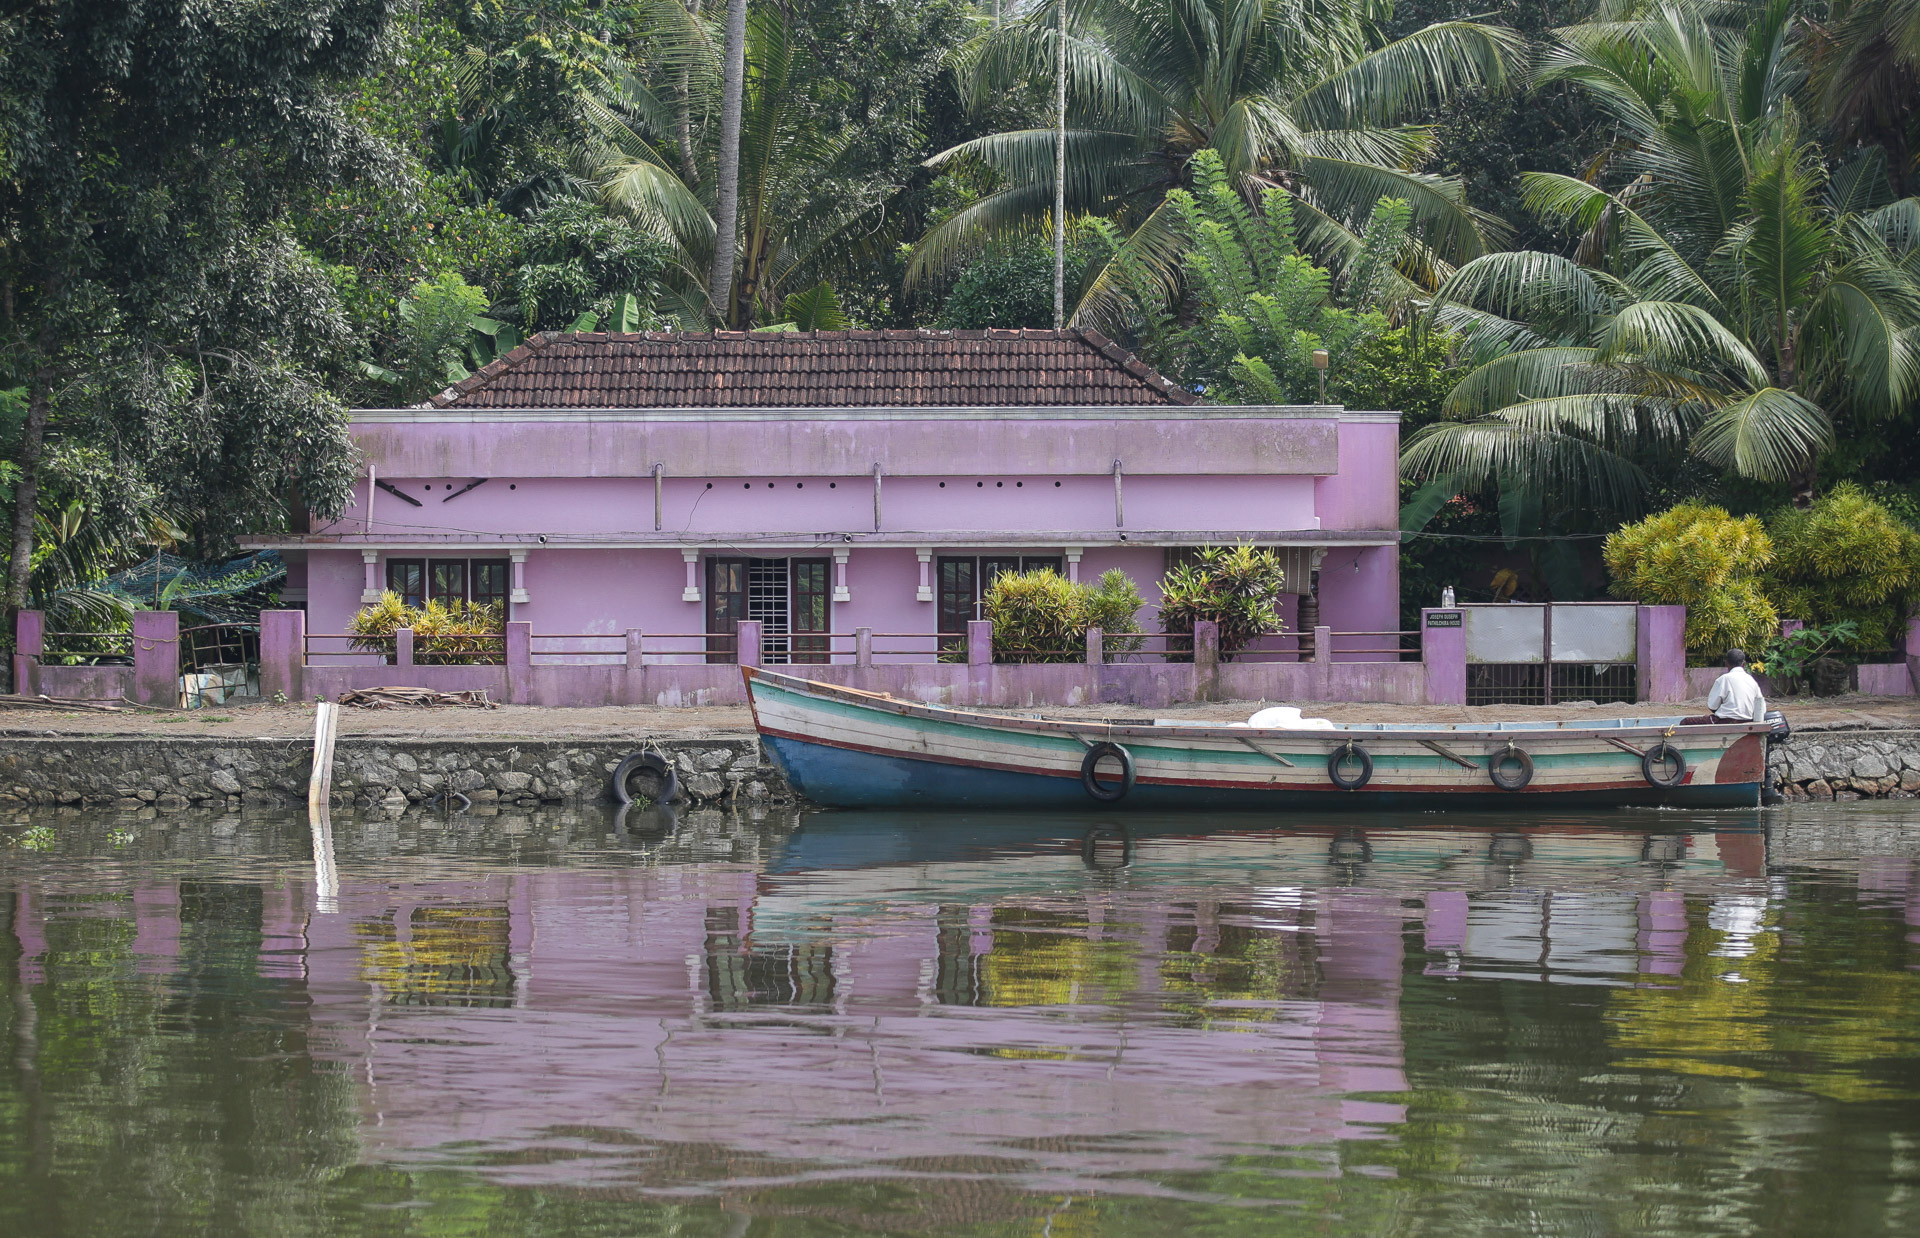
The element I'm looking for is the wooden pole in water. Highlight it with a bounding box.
[307,699,338,812]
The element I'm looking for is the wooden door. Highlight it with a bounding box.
[790,558,830,664]
[706,558,748,663]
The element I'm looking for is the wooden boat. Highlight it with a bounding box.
[743,667,1779,811]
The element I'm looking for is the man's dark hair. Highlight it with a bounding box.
[1726,648,1747,667]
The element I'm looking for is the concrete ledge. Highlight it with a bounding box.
[0,735,794,811]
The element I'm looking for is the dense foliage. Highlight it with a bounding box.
[1158,545,1289,659]
[984,567,1143,663]
[6,0,1920,642]
[1603,504,1778,655]
[1766,485,1920,649]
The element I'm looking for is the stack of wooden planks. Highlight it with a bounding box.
[338,687,498,710]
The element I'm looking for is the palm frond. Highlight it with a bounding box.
[1689,386,1831,480]
[1292,21,1525,131]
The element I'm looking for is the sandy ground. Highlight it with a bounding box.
[3,692,1916,740]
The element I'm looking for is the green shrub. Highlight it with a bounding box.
[1603,504,1777,655]
[1157,545,1288,660]
[348,592,504,665]
[1766,485,1920,651]
[984,568,1143,664]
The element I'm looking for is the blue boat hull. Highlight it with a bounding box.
[762,733,1762,812]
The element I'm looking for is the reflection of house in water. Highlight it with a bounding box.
[9,818,1913,1196]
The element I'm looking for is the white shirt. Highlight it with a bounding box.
[1707,666,1766,722]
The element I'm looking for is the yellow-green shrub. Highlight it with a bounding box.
[1766,485,1920,651]
[985,568,1143,664]
[1604,504,1777,655]
[348,592,504,664]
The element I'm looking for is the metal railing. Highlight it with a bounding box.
[38,631,134,664]
[178,623,258,674]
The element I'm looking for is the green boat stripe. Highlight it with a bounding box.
[763,681,1726,771]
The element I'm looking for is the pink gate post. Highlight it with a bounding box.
[132,610,180,707]
[14,609,43,696]
[1636,605,1687,703]
[1421,608,1465,706]
[259,610,305,703]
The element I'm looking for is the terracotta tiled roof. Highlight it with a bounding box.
[422,327,1199,409]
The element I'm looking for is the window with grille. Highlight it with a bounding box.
[387,558,510,617]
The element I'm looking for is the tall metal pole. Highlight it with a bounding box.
[1053,0,1067,329]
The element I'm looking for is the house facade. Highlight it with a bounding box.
[254,327,1402,667]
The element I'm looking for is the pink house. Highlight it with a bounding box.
[250,328,1402,676]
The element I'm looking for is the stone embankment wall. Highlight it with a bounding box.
[1770,729,1920,801]
[0,736,793,811]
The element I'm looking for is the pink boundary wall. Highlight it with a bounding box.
[17,604,1701,709]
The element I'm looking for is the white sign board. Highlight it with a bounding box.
[1549,604,1638,663]
[1464,605,1545,664]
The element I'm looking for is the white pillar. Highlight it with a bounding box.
[832,548,851,603]
[509,548,530,605]
[682,549,702,603]
[360,550,380,603]
[915,548,933,602]
[1065,546,1083,584]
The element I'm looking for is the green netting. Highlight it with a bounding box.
[100,550,286,626]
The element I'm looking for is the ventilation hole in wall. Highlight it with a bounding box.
[446,484,453,490]
[706,482,713,489]
[1015,481,1023,487]
[976,481,984,488]
[743,483,752,489]
[829,482,837,488]
[1054,481,1061,487]
[423,484,432,492]
[796,482,803,489]
[996,481,1003,488]
[767,482,775,488]
[939,482,946,488]
[509,484,517,490]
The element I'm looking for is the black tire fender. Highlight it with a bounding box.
[1489,744,1534,791]
[1080,742,1135,802]
[612,750,681,805]
[1642,742,1687,788]
[1328,741,1373,790]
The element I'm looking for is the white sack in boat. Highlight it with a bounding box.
[1247,706,1334,729]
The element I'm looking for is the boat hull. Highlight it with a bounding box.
[745,668,1769,812]
[761,732,1762,811]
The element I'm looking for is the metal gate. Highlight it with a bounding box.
[1463,603,1639,706]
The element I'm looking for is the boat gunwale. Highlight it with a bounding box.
[741,667,1770,745]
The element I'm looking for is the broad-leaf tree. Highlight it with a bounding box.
[0,1,392,613]
[1405,0,1920,510]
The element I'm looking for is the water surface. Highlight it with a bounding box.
[3,801,1918,1235]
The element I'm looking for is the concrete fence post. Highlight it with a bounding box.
[1312,625,1333,667]
[1907,615,1920,694]
[1422,608,1465,706]
[505,621,532,703]
[1086,626,1104,666]
[855,626,873,668]
[1636,605,1687,703]
[966,620,993,667]
[1193,620,1219,701]
[736,620,763,669]
[626,627,645,668]
[14,609,43,696]
[132,609,180,707]
[258,610,305,703]
[395,626,415,668]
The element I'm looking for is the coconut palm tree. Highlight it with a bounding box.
[593,5,885,325]
[1403,0,1920,509]
[907,0,1524,322]
[1809,0,1920,193]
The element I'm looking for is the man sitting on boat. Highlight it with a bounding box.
[1705,648,1767,723]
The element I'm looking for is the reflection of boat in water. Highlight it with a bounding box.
[746,667,1776,811]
